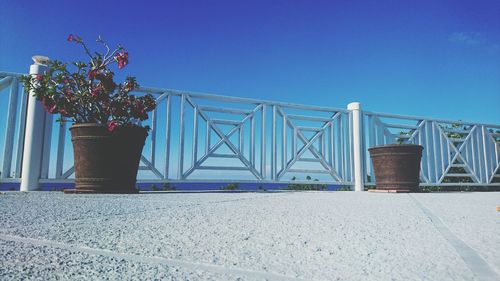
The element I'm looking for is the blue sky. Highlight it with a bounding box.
[1,0,499,124]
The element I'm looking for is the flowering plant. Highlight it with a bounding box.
[22,35,155,132]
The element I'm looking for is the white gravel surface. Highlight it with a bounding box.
[0,191,499,280]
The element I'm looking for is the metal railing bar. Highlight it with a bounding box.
[211,119,241,126]
[261,104,266,179]
[15,80,28,178]
[178,94,186,179]
[432,122,439,182]
[196,166,250,171]
[271,105,277,180]
[150,108,157,166]
[339,114,345,179]
[0,71,24,78]
[0,76,13,91]
[287,114,333,122]
[192,107,198,170]
[164,95,171,179]
[481,126,490,182]
[425,121,433,182]
[297,157,320,162]
[209,153,239,158]
[139,155,163,179]
[62,166,74,179]
[282,113,287,173]
[40,113,53,179]
[250,115,255,166]
[287,168,331,174]
[198,106,252,115]
[1,78,19,179]
[55,121,66,178]
[135,87,349,113]
[439,123,446,176]
[476,127,485,182]
[329,122,334,170]
[205,121,211,156]
[297,126,322,132]
[365,111,500,129]
[239,126,244,153]
[154,92,170,104]
[406,121,425,144]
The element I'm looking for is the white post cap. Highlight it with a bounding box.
[32,55,49,65]
[347,102,361,110]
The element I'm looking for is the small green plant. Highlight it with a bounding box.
[161,182,176,191]
[419,185,500,192]
[396,130,414,144]
[149,183,176,191]
[287,176,327,191]
[220,183,239,191]
[339,186,351,191]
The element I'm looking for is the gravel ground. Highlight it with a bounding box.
[0,191,499,281]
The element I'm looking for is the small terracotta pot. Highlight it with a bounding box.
[69,123,148,193]
[369,144,424,191]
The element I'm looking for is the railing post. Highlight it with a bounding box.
[348,102,364,191]
[20,56,50,191]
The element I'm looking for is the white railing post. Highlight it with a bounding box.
[348,102,364,191]
[20,56,50,191]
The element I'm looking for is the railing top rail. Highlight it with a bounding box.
[1,70,498,128]
[136,87,350,113]
[0,71,25,78]
[364,110,500,129]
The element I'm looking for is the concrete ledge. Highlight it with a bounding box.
[368,189,411,193]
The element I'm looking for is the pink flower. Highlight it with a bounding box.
[91,85,101,98]
[59,109,69,116]
[107,120,118,132]
[35,74,43,81]
[48,104,57,114]
[67,34,75,42]
[88,69,97,80]
[114,51,129,69]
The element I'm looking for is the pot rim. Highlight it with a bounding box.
[69,123,148,131]
[70,123,106,129]
[368,144,423,151]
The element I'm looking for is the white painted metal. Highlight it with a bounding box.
[348,102,364,191]
[19,57,49,191]
[1,78,19,179]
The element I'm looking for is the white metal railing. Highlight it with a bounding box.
[0,71,25,182]
[363,111,500,186]
[81,87,354,185]
[1,62,499,190]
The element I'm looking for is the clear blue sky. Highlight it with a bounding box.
[1,0,499,124]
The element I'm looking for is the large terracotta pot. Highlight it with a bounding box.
[368,144,424,191]
[69,123,148,193]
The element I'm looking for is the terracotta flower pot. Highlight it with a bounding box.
[368,144,424,191]
[69,123,148,193]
